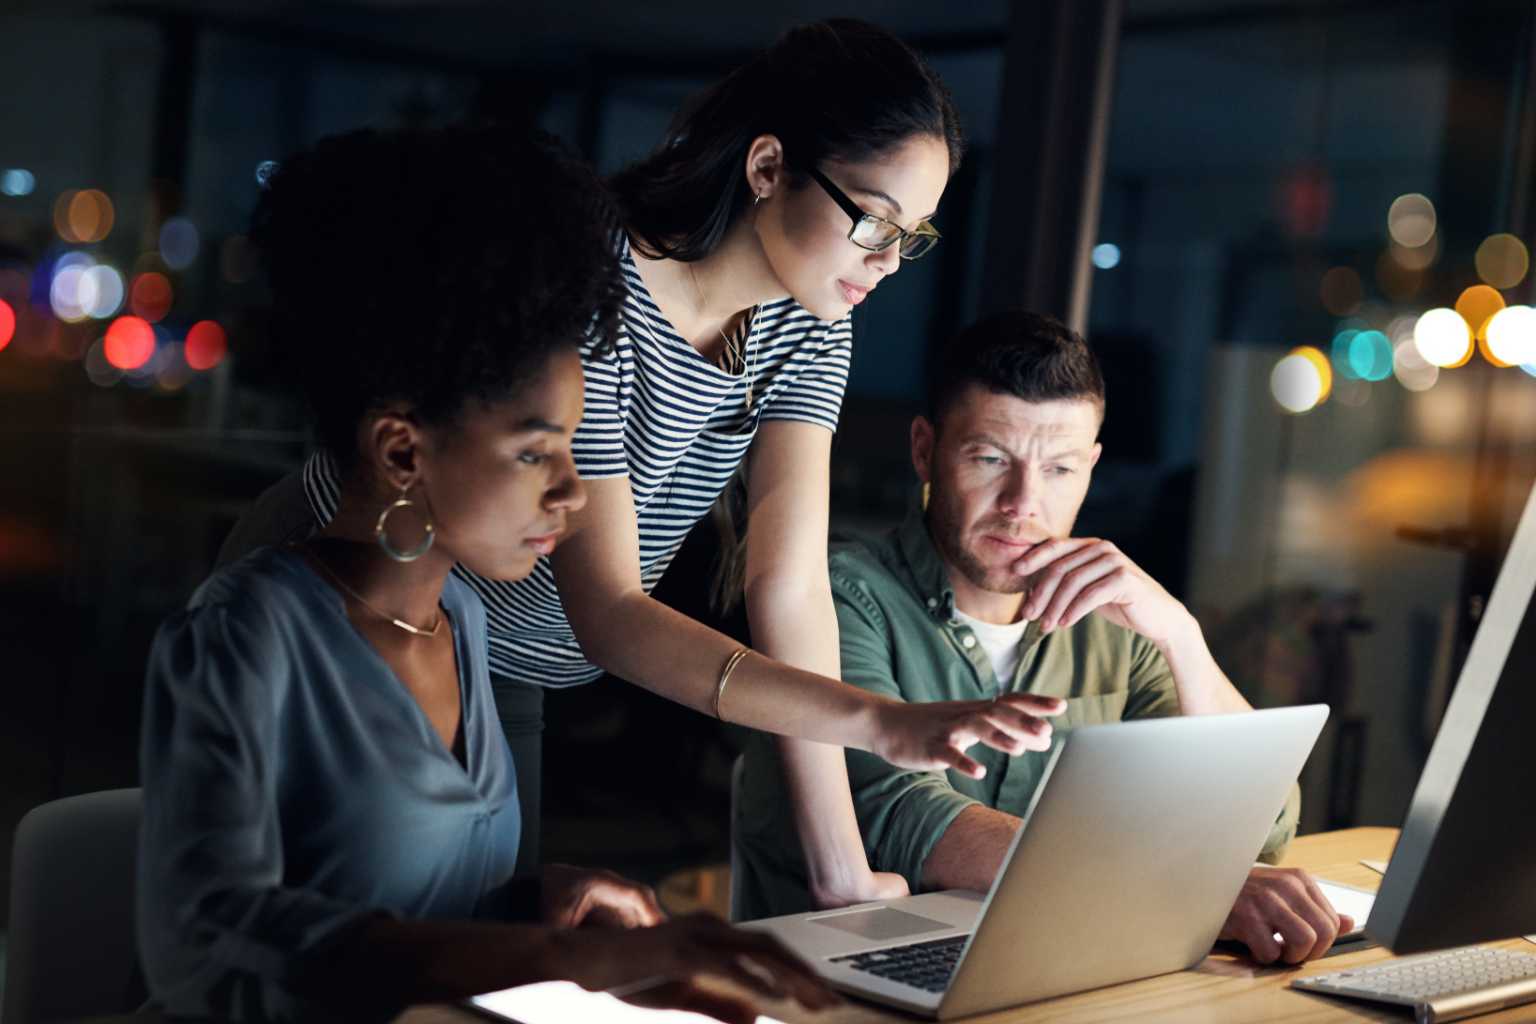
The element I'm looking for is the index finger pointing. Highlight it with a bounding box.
[994,693,1067,716]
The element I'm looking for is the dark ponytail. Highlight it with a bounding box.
[610,18,964,262]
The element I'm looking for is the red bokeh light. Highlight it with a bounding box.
[185,320,227,371]
[0,299,14,352]
[129,272,174,322]
[104,316,155,370]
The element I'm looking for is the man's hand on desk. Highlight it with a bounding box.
[540,863,666,928]
[1219,866,1355,965]
[556,912,843,1024]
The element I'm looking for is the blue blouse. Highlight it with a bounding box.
[136,546,521,1021]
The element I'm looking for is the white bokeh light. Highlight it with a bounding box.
[83,264,125,319]
[1271,352,1325,413]
[1484,305,1536,368]
[1413,308,1472,368]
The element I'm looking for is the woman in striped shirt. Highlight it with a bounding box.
[243,19,1062,912]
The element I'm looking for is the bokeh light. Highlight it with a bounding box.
[84,337,122,387]
[159,217,200,270]
[155,341,192,392]
[1,169,35,197]
[1414,308,1473,368]
[0,299,15,352]
[1485,305,1536,368]
[1387,314,1418,346]
[53,189,115,243]
[184,320,227,371]
[1333,376,1371,407]
[83,264,125,319]
[1091,243,1120,270]
[129,272,174,322]
[1393,337,1438,391]
[1389,236,1439,271]
[1320,266,1363,317]
[1475,233,1529,290]
[49,253,98,322]
[125,328,174,387]
[1297,345,1332,401]
[255,160,279,188]
[1455,284,1506,340]
[103,316,155,370]
[1348,330,1393,382]
[1387,193,1436,248]
[1331,327,1361,381]
[1271,347,1330,413]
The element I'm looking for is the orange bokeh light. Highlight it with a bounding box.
[1477,335,1512,369]
[129,272,174,322]
[0,299,14,352]
[1454,284,1506,340]
[185,320,227,371]
[53,189,115,244]
[104,316,155,370]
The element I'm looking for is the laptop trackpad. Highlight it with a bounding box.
[810,907,951,941]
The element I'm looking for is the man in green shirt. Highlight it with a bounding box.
[736,310,1350,965]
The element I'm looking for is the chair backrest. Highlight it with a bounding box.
[3,788,144,1024]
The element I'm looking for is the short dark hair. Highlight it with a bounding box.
[611,18,964,263]
[252,124,625,465]
[927,311,1106,428]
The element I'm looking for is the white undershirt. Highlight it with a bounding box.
[952,608,1032,686]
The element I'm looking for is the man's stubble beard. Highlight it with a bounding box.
[925,485,1034,597]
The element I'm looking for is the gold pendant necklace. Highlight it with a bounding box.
[689,262,757,411]
[305,547,443,638]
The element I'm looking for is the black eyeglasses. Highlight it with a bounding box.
[808,167,941,260]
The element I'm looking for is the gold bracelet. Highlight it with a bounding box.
[714,647,752,721]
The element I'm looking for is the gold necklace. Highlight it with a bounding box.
[688,262,758,410]
[305,547,444,638]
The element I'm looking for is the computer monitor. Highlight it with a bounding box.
[1366,474,1536,954]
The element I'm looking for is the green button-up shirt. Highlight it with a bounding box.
[733,501,1300,921]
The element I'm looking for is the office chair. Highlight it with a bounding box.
[3,788,145,1024]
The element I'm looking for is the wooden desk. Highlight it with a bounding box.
[402,827,1536,1023]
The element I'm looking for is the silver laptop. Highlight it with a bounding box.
[744,705,1329,1019]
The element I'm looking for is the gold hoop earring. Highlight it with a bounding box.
[921,482,931,511]
[376,486,435,562]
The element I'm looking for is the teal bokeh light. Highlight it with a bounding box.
[1348,330,1393,381]
[1332,328,1361,380]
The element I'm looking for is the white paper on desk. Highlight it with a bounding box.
[1527,935,1536,945]
[470,981,786,1024]
[1315,880,1375,940]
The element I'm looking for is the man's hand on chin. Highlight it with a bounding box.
[1010,537,1191,645]
[1219,866,1354,965]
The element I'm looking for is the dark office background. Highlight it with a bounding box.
[4,0,1536,988]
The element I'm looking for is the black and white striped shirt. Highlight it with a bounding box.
[302,235,852,686]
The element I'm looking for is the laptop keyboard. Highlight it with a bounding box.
[830,935,968,993]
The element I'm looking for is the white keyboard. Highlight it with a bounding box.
[1292,946,1536,1023]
